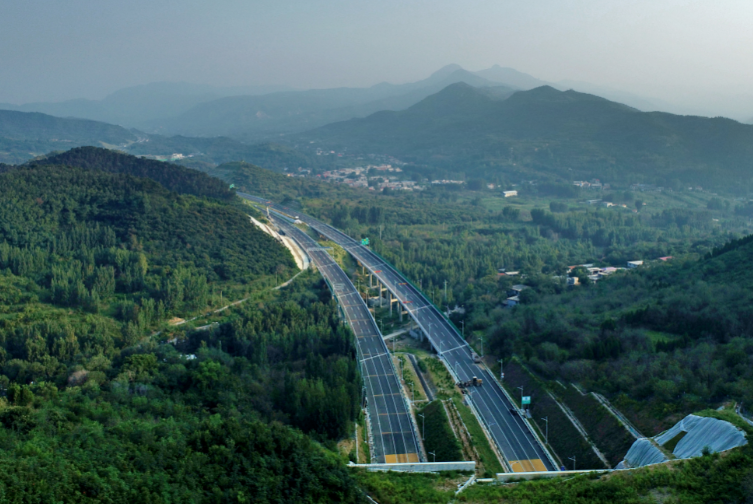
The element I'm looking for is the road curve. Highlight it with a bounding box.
[240,193,557,472]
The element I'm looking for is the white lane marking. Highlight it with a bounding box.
[359,352,390,363]
[440,344,467,355]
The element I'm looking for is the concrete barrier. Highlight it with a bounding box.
[349,461,476,473]
[496,469,609,482]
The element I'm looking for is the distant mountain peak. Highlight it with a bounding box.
[427,64,465,80]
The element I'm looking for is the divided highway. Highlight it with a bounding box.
[268,212,422,465]
[241,193,556,472]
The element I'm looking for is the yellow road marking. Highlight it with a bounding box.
[509,459,546,472]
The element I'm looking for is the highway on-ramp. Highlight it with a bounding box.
[241,193,556,472]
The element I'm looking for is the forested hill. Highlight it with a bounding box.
[0,161,365,500]
[0,109,136,145]
[301,82,753,191]
[485,230,753,436]
[27,147,235,201]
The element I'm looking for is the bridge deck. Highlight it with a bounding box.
[269,214,421,465]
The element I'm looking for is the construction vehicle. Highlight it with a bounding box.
[472,351,482,363]
[456,376,483,390]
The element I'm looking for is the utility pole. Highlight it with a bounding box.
[541,416,549,445]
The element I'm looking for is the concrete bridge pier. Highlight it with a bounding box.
[389,291,393,316]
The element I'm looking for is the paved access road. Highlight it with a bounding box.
[241,194,555,472]
[269,213,421,465]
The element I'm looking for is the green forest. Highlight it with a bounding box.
[0,272,365,502]
[226,159,753,436]
[1,146,752,502]
[0,149,373,501]
[299,83,753,192]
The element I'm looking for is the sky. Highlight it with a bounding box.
[2,0,753,118]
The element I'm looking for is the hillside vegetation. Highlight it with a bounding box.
[30,147,235,200]
[0,149,372,500]
[302,83,753,191]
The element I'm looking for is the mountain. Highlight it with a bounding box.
[301,82,753,190]
[553,79,660,111]
[29,147,234,201]
[0,109,140,164]
[153,66,507,141]
[0,110,137,145]
[2,82,292,129]
[0,109,328,172]
[474,64,548,89]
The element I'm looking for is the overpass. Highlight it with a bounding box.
[241,193,557,472]
[269,212,422,465]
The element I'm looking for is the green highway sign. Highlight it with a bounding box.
[361,238,369,245]
[522,396,531,405]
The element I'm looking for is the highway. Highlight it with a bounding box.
[269,212,422,465]
[241,193,556,472]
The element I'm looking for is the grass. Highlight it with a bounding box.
[353,470,468,504]
[663,431,687,453]
[501,361,606,470]
[421,356,458,400]
[418,401,463,462]
[452,396,504,476]
[394,353,427,402]
[558,384,635,467]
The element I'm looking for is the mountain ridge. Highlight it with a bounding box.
[300,83,753,190]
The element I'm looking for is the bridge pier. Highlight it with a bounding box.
[389,291,393,316]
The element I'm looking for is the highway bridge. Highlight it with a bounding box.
[269,212,422,464]
[241,193,557,472]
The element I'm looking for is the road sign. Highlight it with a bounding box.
[522,396,531,405]
[361,238,369,245]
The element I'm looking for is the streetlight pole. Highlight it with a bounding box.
[518,386,524,409]
[418,413,425,441]
[461,320,464,339]
[541,417,549,445]
[499,359,504,381]
[429,451,436,463]
[568,456,576,471]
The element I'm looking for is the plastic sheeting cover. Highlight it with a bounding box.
[655,414,747,459]
[620,438,668,468]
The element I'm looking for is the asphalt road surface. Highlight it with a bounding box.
[269,213,421,464]
[241,193,556,472]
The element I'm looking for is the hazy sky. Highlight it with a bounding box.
[2,0,752,116]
